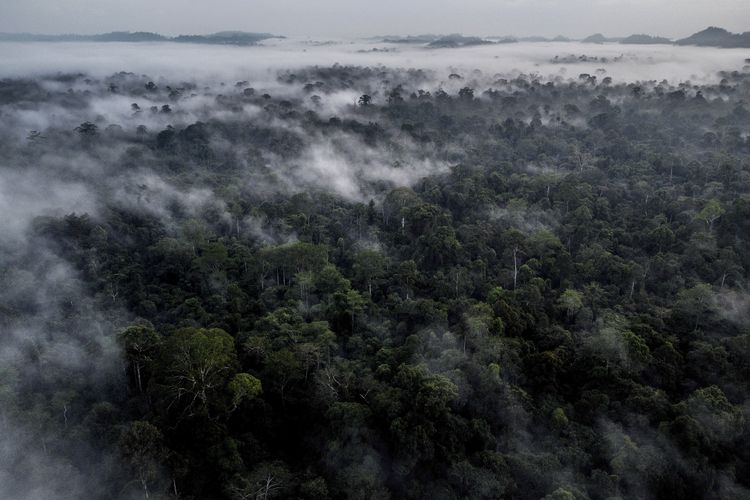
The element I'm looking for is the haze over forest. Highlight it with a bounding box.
[2,2,750,500]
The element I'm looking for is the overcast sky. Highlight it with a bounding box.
[1,0,748,39]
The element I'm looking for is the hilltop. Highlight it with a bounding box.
[582,33,623,43]
[620,34,672,45]
[676,26,750,48]
[0,30,282,45]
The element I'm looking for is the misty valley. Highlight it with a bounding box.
[1,40,750,499]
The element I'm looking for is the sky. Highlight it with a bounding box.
[0,0,749,39]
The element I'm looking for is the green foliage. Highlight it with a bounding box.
[8,62,750,499]
[696,199,725,231]
[119,421,168,497]
[228,373,262,410]
[154,327,238,418]
[558,289,584,317]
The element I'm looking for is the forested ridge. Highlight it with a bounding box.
[2,61,750,499]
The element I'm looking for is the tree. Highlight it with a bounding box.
[670,386,744,458]
[558,289,583,318]
[462,302,496,351]
[387,364,459,466]
[226,461,292,500]
[696,199,725,233]
[329,289,366,333]
[264,350,303,405]
[119,324,161,393]
[75,121,98,137]
[353,250,388,297]
[156,328,238,418]
[458,87,475,100]
[358,94,372,106]
[397,260,419,299]
[503,229,527,289]
[228,373,262,411]
[315,263,351,296]
[675,283,713,331]
[119,421,167,499]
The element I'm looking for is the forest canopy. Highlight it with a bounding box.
[1,41,750,499]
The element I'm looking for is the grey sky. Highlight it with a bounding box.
[1,0,748,39]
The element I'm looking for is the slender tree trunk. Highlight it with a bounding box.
[141,477,150,499]
[135,361,143,393]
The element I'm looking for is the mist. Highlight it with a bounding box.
[1,31,750,499]
[1,39,748,85]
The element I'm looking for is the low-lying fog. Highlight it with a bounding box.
[1,38,748,84]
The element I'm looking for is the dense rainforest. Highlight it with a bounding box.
[1,58,750,499]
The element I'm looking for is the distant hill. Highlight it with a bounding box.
[427,34,496,48]
[485,36,518,44]
[92,31,167,42]
[516,35,571,42]
[173,31,279,45]
[518,36,550,42]
[7,27,749,49]
[381,29,750,48]
[381,34,441,44]
[0,31,281,45]
[380,33,502,47]
[582,33,623,44]
[518,35,572,42]
[620,34,672,45]
[0,32,86,42]
[676,27,750,48]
